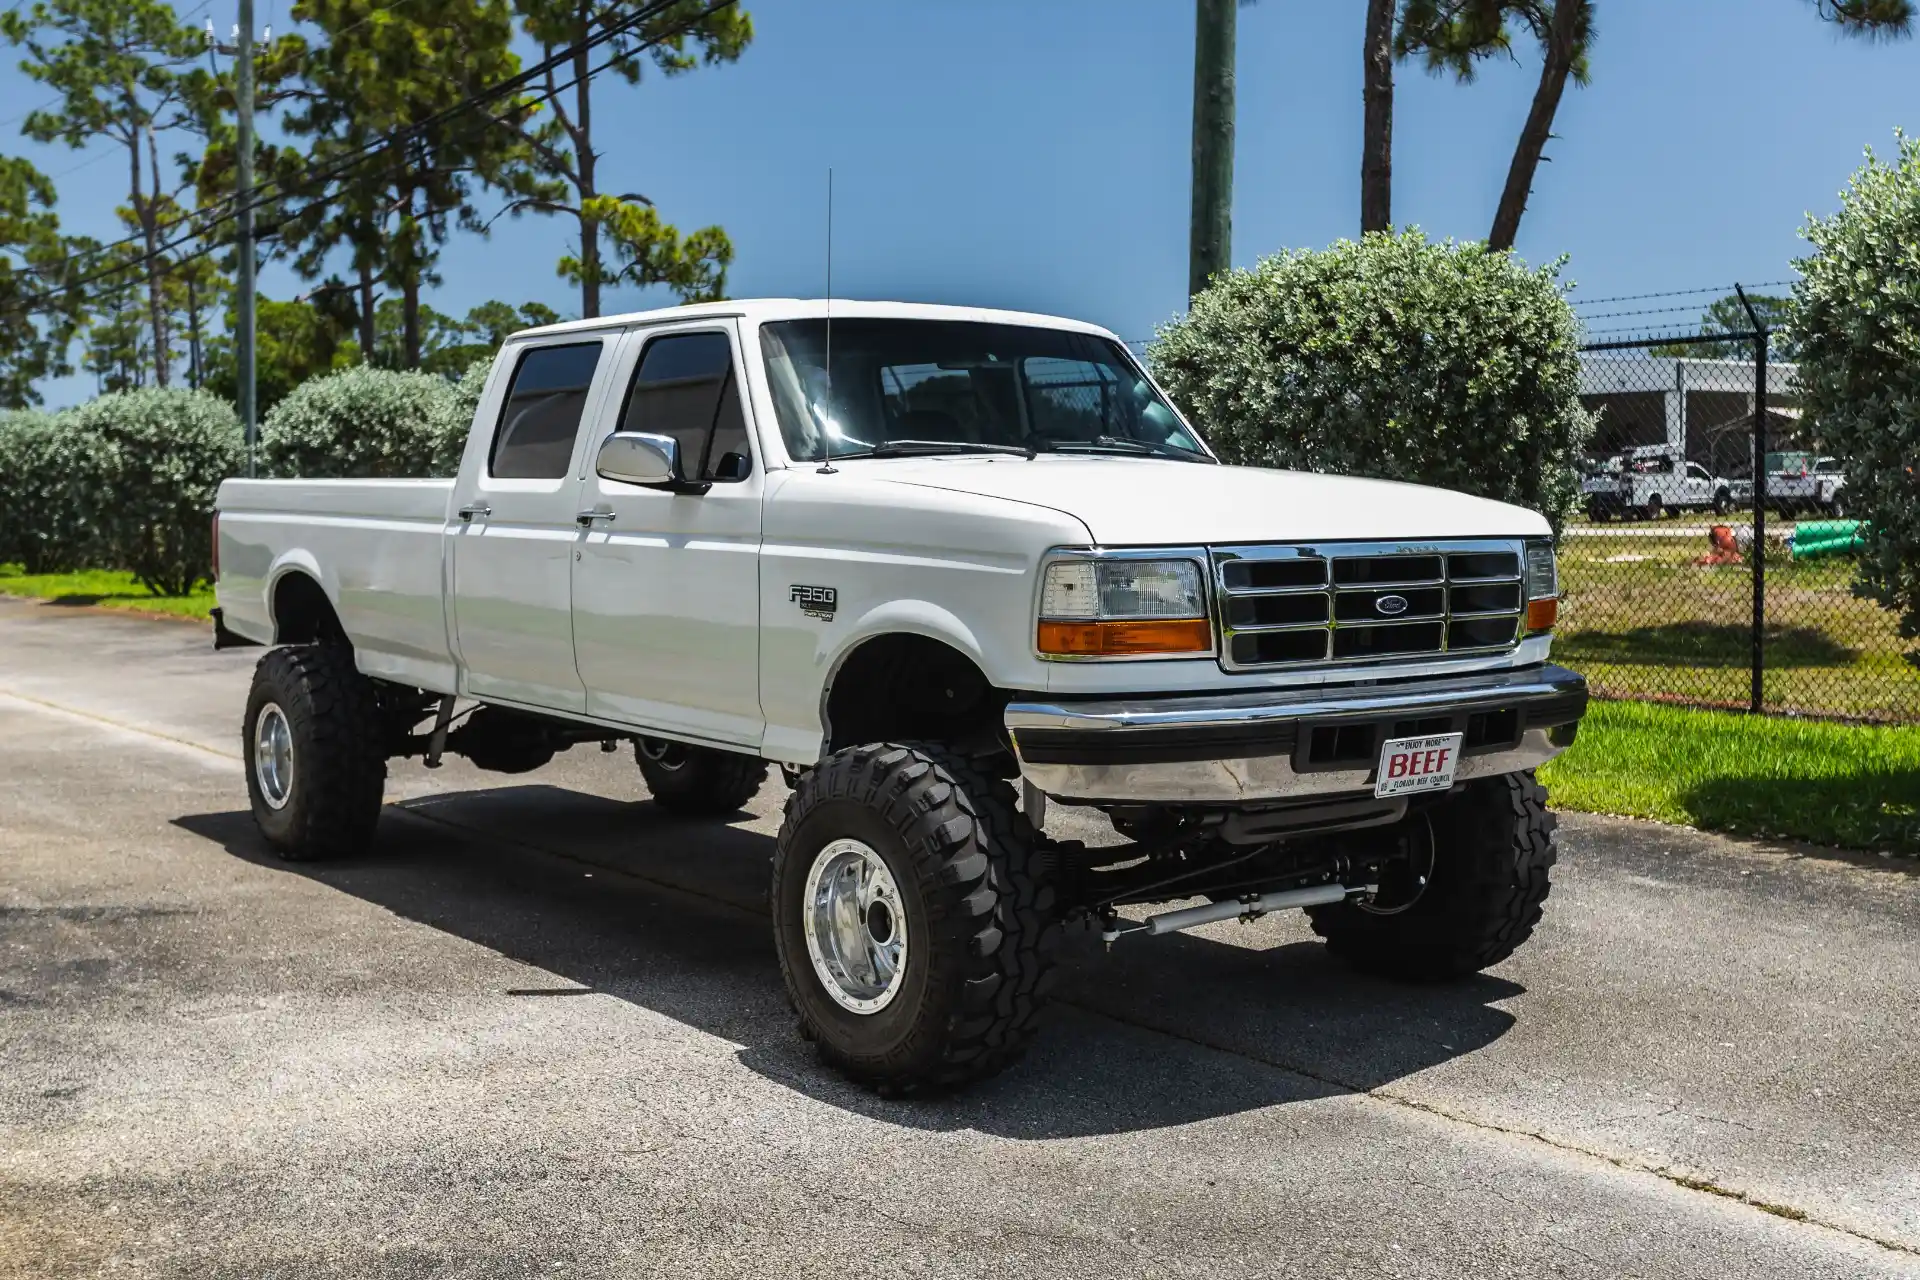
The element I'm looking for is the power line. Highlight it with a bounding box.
[2,0,735,318]
[13,0,697,287]
[1,0,218,130]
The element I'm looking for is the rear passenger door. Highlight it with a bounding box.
[571,321,765,748]
[450,338,608,713]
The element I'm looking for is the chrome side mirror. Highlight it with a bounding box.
[595,431,678,487]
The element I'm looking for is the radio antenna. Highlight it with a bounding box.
[817,166,837,475]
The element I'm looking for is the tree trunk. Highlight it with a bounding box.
[1489,0,1585,253]
[187,275,201,389]
[401,269,421,370]
[1360,0,1394,235]
[126,124,171,389]
[144,125,171,386]
[403,281,421,369]
[357,259,376,363]
[1188,0,1236,299]
[400,190,422,369]
[573,33,600,319]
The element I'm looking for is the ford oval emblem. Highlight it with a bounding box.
[1375,593,1410,617]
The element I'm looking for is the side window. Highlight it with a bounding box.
[620,331,752,482]
[1687,463,1711,480]
[489,342,603,479]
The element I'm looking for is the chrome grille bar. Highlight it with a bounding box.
[1213,540,1525,672]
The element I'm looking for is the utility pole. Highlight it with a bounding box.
[1189,0,1235,300]
[235,0,258,476]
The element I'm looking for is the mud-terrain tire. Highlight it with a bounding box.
[243,645,386,861]
[1307,771,1557,980]
[772,742,1060,1093]
[635,739,767,816]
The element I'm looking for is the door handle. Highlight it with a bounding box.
[576,508,615,528]
[457,503,492,522]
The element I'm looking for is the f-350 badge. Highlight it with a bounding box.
[790,585,838,621]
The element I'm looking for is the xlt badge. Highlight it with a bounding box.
[790,585,838,621]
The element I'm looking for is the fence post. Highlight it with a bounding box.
[1737,286,1769,714]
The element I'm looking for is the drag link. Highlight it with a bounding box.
[1100,882,1376,946]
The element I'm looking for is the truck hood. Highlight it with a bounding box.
[866,455,1550,545]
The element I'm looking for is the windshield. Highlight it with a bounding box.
[757,319,1212,463]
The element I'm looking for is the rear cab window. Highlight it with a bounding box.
[489,341,604,479]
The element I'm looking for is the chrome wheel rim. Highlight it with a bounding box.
[254,702,294,811]
[638,738,688,771]
[802,838,908,1014]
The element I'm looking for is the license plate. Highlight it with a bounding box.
[1374,732,1465,798]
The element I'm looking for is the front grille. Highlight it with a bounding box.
[1213,540,1526,672]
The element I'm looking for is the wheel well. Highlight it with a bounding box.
[271,572,346,645]
[822,634,1006,756]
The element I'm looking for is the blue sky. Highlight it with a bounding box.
[5,0,1918,404]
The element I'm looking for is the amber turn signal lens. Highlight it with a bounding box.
[1037,618,1212,657]
[1527,597,1558,633]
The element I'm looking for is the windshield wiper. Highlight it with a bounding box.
[853,439,1036,459]
[1041,436,1211,462]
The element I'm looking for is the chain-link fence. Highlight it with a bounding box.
[1562,330,1919,724]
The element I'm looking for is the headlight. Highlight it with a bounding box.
[1037,556,1212,658]
[1524,540,1559,633]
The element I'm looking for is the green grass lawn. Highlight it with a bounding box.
[1540,699,1920,854]
[1556,529,1919,722]
[0,568,215,621]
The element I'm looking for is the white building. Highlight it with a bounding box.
[1578,353,1802,475]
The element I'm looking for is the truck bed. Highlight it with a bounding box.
[215,478,459,692]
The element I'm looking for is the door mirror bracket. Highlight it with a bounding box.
[594,431,711,496]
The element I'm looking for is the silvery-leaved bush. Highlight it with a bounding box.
[1149,229,1592,531]
[429,359,492,475]
[0,408,105,574]
[259,365,460,480]
[62,390,244,595]
[1793,131,1920,662]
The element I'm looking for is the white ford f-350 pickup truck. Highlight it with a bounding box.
[215,298,1587,1092]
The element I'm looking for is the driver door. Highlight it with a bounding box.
[570,321,765,748]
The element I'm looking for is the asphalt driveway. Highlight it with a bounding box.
[2,596,1916,1278]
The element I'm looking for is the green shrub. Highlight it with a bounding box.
[259,364,461,479]
[1793,132,1920,661]
[61,389,243,596]
[429,359,491,475]
[0,408,107,574]
[1149,229,1592,528]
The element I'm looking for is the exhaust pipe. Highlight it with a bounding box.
[1102,882,1371,944]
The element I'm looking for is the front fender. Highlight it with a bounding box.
[823,598,990,681]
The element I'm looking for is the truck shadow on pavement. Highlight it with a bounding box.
[173,782,1522,1140]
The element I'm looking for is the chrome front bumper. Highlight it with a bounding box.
[1005,664,1588,805]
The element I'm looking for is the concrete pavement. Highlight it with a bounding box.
[2,595,1916,1278]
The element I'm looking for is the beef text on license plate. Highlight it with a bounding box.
[1373,732,1464,799]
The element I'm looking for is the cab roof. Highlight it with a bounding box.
[508,298,1123,344]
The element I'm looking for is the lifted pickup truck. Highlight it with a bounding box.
[215,299,1587,1092]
